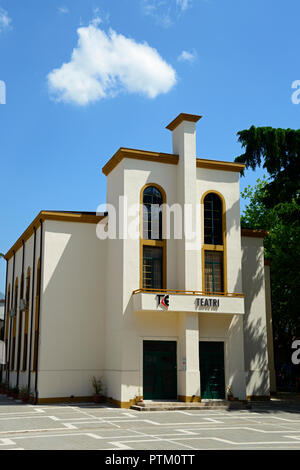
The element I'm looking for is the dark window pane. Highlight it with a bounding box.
[204,193,223,245]
[204,251,224,293]
[143,246,163,289]
[143,186,163,240]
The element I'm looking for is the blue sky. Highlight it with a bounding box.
[0,0,299,292]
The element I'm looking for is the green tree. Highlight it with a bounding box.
[236,125,300,385]
[241,179,300,344]
[235,126,300,207]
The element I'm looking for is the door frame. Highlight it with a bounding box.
[199,337,228,400]
[140,336,179,399]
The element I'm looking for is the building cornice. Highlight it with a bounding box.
[102,147,245,176]
[241,228,269,238]
[196,158,245,173]
[5,211,107,261]
[102,148,179,176]
[166,113,202,131]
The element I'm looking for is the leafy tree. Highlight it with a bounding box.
[241,179,300,344]
[237,125,300,387]
[235,126,300,207]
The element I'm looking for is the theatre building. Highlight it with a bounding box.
[1,113,275,406]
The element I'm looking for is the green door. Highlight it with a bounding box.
[199,341,225,399]
[143,341,177,400]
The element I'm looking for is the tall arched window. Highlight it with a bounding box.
[33,259,40,371]
[204,193,223,245]
[16,273,25,372]
[22,267,31,371]
[4,284,10,370]
[202,192,227,294]
[11,278,18,370]
[141,184,166,290]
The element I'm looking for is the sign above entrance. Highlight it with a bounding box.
[156,294,170,310]
[133,291,245,316]
[156,294,220,311]
[196,298,220,309]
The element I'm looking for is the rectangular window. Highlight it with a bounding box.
[204,251,224,293]
[143,246,163,289]
[22,311,29,371]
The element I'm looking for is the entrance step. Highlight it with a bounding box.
[131,400,251,411]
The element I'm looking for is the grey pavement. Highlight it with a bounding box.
[0,394,300,450]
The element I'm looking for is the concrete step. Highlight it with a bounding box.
[131,400,251,411]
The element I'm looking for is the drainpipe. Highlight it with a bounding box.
[0,257,8,383]
[34,219,43,405]
[27,227,36,395]
[7,252,15,386]
[16,240,25,389]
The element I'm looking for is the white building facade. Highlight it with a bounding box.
[1,113,275,406]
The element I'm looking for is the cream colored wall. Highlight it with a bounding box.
[265,264,276,393]
[105,162,126,402]
[37,220,106,399]
[0,303,4,321]
[3,227,40,392]
[241,236,270,397]
[104,125,247,403]
[196,168,242,294]
[105,158,179,402]
[198,313,246,399]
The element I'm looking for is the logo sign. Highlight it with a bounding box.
[156,294,170,310]
[196,298,220,309]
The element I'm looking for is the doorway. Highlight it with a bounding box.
[199,341,225,399]
[143,340,177,400]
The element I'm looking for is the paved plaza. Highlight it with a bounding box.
[0,394,300,450]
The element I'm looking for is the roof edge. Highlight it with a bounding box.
[102,148,179,176]
[241,228,269,238]
[5,211,108,261]
[166,113,202,131]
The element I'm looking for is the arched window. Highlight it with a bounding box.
[4,284,10,369]
[33,259,40,371]
[143,185,163,240]
[11,278,18,370]
[204,193,223,245]
[202,192,227,294]
[16,273,24,372]
[22,267,31,371]
[141,185,166,290]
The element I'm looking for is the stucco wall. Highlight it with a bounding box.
[241,236,270,397]
[37,220,106,399]
[3,227,40,392]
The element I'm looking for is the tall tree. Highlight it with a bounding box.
[235,126,300,207]
[237,125,300,384]
[241,179,300,344]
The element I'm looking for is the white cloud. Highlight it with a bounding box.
[58,6,69,15]
[47,23,176,105]
[177,49,197,63]
[141,0,173,28]
[141,0,192,28]
[0,7,11,32]
[176,0,191,11]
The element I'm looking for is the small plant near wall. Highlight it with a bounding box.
[12,386,19,399]
[20,386,30,403]
[91,376,105,403]
[29,390,35,404]
[226,385,233,400]
[135,387,143,404]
